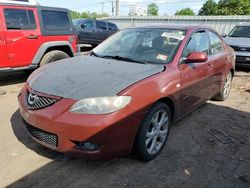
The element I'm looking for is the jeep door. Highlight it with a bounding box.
[0,7,8,68]
[3,6,41,67]
[178,30,214,116]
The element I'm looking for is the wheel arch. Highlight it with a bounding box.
[31,41,74,66]
[157,97,175,123]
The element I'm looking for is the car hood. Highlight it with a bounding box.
[224,36,250,47]
[28,55,164,100]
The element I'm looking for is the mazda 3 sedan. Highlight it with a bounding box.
[18,25,235,161]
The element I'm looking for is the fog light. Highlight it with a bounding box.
[74,141,100,151]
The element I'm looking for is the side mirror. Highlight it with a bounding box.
[185,52,208,63]
[221,33,227,38]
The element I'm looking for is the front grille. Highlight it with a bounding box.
[236,56,250,64]
[25,123,58,147]
[26,91,59,110]
[230,45,250,52]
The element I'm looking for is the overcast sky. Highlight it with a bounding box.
[37,0,218,16]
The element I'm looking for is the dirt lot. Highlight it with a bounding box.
[0,68,249,188]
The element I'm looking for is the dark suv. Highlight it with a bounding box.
[0,2,78,72]
[73,19,118,46]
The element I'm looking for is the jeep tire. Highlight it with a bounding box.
[39,50,70,67]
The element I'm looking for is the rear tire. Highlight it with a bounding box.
[214,71,233,101]
[39,50,70,67]
[133,102,171,162]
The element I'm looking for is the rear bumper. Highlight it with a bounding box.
[18,84,145,160]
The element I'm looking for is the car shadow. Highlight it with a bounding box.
[0,71,31,86]
[9,103,250,188]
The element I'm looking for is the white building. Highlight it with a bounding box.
[129,5,147,16]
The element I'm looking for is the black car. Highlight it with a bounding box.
[73,19,118,46]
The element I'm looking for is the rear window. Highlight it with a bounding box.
[96,21,107,30]
[4,8,36,30]
[108,23,118,31]
[41,10,70,30]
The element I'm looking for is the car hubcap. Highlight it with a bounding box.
[223,73,232,98]
[146,110,169,155]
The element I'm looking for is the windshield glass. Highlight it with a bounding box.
[93,28,186,64]
[229,26,250,38]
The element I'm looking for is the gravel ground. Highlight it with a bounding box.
[0,68,249,188]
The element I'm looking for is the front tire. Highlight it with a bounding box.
[133,102,171,161]
[214,71,233,101]
[39,50,70,67]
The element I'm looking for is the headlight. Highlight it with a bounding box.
[69,96,132,114]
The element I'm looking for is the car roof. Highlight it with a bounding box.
[130,24,212,31]
[0,2,69,11]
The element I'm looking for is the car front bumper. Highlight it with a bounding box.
[235,51,250,65]
[18,84,146,160]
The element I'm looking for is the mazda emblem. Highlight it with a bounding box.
[27,91,38,105]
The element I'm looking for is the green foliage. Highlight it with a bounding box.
[217,0,250,15]
[198,0,250,15]
[199,0,218,15]
[147,3,159,16]
[70,10,109,19]
[175,8,195,16]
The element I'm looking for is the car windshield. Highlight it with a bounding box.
[93,28,186,64]
[229,26,250,38]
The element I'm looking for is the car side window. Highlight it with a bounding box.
[108,23,118,31]
[4,9,36,30]
[183,31,209,57]
[96,21,107,30]
[208,31,224,55]
[82,20,94,29]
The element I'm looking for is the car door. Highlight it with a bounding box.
[78,20,97,44]
[95,20,110,42]
[107,22,118,36]
[207,30,227,96]
[0,7,8,68]
[178,30,214,116]
[3,7,40,67]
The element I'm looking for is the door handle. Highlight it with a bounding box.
[208,63,214,70]
[27,35,38,39]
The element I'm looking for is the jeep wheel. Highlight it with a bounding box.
[39,50,70,67]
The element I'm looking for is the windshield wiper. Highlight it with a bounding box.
[90,51,100,57]
[100,55,147,64]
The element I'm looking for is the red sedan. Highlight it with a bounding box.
[18,25,235,161]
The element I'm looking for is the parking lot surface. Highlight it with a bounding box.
[0,69,249,188]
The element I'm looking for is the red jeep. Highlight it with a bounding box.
[0,2,78,72]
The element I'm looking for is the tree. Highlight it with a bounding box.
[175,8,195,16]
[217,0,250,15]
[148,3,159,16]
[70,10,109,19]
[198,0,218,15]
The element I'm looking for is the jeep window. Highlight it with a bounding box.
[228,26,250,38]
[96,21,107,30]
[108,23,118,31]
[208,31,224,55]
[4,9,36,30]
[41,10,70,30]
